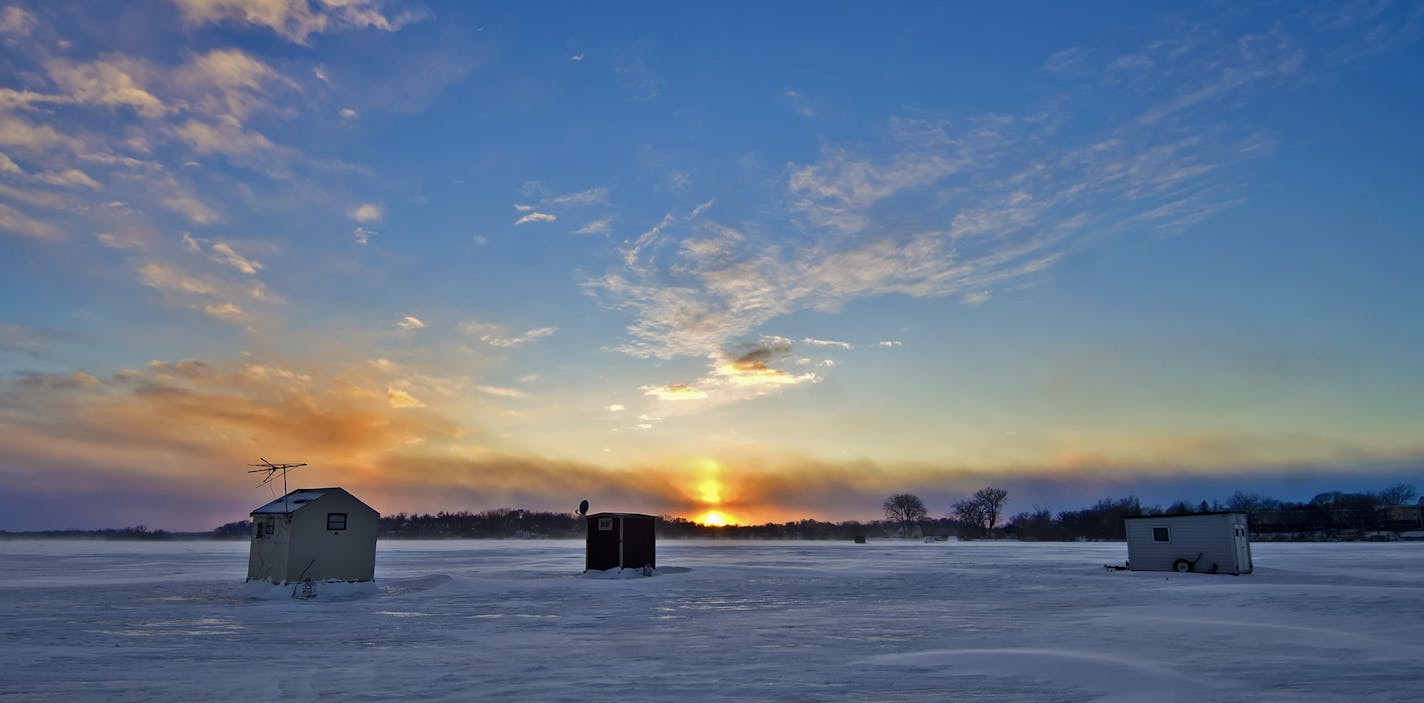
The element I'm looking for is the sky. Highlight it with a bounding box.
[1,0,1421,531]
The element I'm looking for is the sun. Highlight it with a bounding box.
[689,462,739,526]
[697,510,730,526]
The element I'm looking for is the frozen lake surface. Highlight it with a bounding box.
[2,539,1421,702]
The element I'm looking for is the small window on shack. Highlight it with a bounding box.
[264,519,274,536]
[327,513,347,531]
[253,522,262,539]
[598,517,613,531]
[1152,527,1170,543]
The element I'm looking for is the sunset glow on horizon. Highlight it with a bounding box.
[1,1,1421,531]
[696,511,731,528]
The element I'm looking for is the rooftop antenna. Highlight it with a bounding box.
[248,458,307,513]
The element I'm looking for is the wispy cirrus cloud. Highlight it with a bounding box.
[586,14,1373,367]
[477,385,527,399]
[162,191,220,225]
[95,232,145,250]
[614,53,662,101]
[783,89,817,118]
[139,262,214,295]
[0,30,318,251]
[0,202,62,239]
[137,258,274,323]
[41,57,168,118]
[0,6,36,36]
[387,387,425,408]
[15,50,293,165]
[171,0,426,45]
[0,112,86,155]
[183,233,263,274]
[461,322,557,348]
[802,337,854,350]
[203,301,247,321]
[513,185,618,233]
[641,383,708,401]
[33,168,101,190]
[574,217,613,236]
[1042,47,1091,74]
[549,187,609,207]
[176,48,293,121]
[209,242,261,275]
[0,322,61,356]
[350,203,382,222]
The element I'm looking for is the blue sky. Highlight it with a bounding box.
[0,0,1421,530]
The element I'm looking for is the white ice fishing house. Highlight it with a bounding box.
[1124,512,1252,575]
[247,487,379,584]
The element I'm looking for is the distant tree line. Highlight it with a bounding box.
[1004,484,1420,541]
[212,509,589,540]
[0,525,193,540]
[879,482,1421,542]
[379,509,585,539]
[4,483,1416,541]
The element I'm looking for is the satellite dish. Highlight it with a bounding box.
[577,499,589,516]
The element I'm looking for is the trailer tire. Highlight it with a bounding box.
[1172,559,1193,573]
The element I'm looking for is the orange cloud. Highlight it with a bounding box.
[641,383,708,400]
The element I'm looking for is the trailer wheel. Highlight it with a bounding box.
[1172,559,1193,573]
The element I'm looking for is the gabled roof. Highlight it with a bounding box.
[250,487,341,515]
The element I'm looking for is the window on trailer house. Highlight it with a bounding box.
[598,517,613,531]
[1152,527,1170,543]
[327,513,347,531]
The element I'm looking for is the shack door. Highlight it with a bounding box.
[586,515,622,571]
[1233,524,1252,574]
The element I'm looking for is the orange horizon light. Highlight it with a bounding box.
[697,510,731,526]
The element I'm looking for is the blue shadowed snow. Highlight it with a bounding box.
[1,540,1421,701]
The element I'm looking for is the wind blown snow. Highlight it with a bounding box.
[1,540,1420,701]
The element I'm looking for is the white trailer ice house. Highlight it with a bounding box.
[247,487,379,584]
[1124,512,1252,575]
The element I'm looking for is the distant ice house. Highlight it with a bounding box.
[585,512,657,573]
[1124,512,1253,575]
[247,487,379,585]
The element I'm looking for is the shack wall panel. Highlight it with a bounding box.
[1126,513,1251,575]
[284,492,378,582]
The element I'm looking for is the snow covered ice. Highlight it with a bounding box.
[2,539,1421,702]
